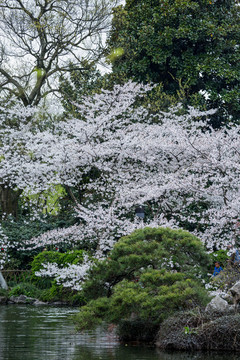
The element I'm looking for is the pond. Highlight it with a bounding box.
[0,305,239,360]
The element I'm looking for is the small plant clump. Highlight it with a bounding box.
[9,282,42,299]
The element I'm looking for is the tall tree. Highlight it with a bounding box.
[59,59,128,120]
[107,0,240,125]
[0,0,118,107]
[0,0,118,216]
[59,60,105,119]
[1,82,239,258]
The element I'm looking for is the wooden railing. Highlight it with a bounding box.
[1,270,31,283]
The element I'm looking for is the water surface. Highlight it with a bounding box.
[0,305,239,360]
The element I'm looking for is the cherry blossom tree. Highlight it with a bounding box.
[0,224,9,270]
[0,0,119,216]
[0,81,239,289]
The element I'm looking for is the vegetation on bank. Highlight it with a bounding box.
[1,226,240,348]
[73,227,211,341]
[1,227,211,310]
[1,249,88,305]
[0,0,239,350]
[156,310,240,351]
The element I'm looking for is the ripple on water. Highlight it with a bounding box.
[0,306,239,360]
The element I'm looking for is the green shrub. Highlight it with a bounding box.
[210,264,240,291]
[209,249,229,268]
[9,282,42,298]
[0,288,8,297]
[40,282,86,305]
[30,249,87,303]
[75,227,211,340]
[83,227,211,300]
[75,269,210,339]
[1,213,78,269]
[31,249,85,287]
[31,249,85,272]
[39,282,63,302]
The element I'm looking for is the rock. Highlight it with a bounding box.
[9,295,27,304]
[230,280,240,295]
[0,296,7,304]
[205,295,229,313]
[0,271,8,290]
[229,305,235,312]
[9,295,36,304]
[155,311,208,350]
[230,281,240,309]
[15,295,27,304]
[50,301,67,306]
[26,297,36,303]
[33,300,48,306]
[156,311,240,351]
[199,315,240,350]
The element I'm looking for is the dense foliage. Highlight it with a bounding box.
[82,227,211,299]
[74,227,210,339]
[1,249,87,305]
[108,0,240,125]
[0,2,238,346]
[0,82,239,291]
[31,249,91,292]
[31,250,85,283]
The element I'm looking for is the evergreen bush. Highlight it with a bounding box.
[75,227,211,341]
[83,227,211,300]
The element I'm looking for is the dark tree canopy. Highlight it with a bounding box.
[107,0,240,124]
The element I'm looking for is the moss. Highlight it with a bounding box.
[156,311,240,351]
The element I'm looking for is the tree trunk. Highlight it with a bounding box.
[0,185,22,219]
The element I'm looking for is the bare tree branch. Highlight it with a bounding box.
[0,0,118,106]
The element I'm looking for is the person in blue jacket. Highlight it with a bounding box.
[213,261,223,276]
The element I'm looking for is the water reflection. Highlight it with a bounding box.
[0,305,239,360]
[155,351,240,360]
